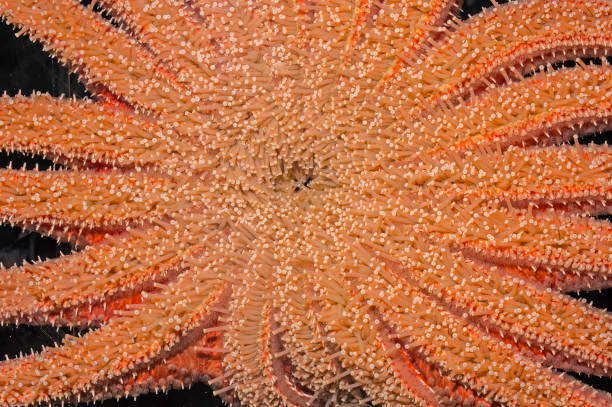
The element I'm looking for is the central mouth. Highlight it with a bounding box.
[273,160,318,194]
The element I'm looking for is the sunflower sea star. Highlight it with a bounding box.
[0,0,611,405]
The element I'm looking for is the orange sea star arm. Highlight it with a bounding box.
[404,144,612,215]
[224,238,298,406]
[0,274,231,406]
[0,169,175,235]
[0,210,232,325]
[459,209,611,291]
[271,236,353,403]
[370,271,612,407]
[0,0,183,114]
[388,66,612,159]
[0,94,192,169]
[469,146,611,215]
[299,0,462,168]
[394,249,612,379]
[379,0,612,118]
[289,219,612,406]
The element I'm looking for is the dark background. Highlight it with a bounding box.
[0,0,609,405]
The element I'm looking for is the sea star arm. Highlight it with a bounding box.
[298,0,462,109]
[390,65,612,158]
[0,0,184,115]
[366,267,612,407]
[272,229,383,405]
[295,221,612,406]
[94,238,236,404]
[78,0,245,140]
[280,219,436,406]
[458,209,611,292]
[391,247,612,379]
[0,221,220,327]
[271,246,337,403]
[90,0,207,85]
[0,168,175,242]
[0,94,192,169]
[224,239,290,405]
[405,145,611,215]
[182,0,306,172]
[223,230,340,407]
[469,146,611,215]
[90,0,310,175]
[103,322,228,402]
[224,225,387,406]
[0,265,232,406]
[300,0,463,163]
[329,0,463,104]
[312,280,431,406]
[0,226,173,324]
[379,0,612,118]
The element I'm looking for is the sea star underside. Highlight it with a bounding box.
[0,0,611,406]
